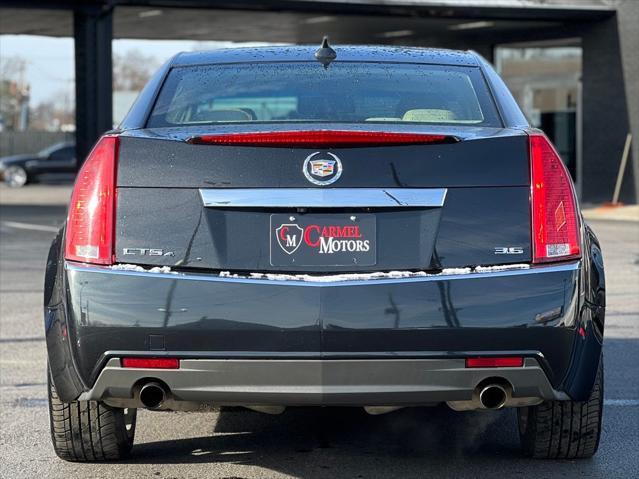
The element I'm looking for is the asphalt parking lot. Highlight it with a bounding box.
[0,185,637,479]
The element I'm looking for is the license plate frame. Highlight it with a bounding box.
[269,214,377,267]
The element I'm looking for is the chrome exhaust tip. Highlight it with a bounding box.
[478,384,508,409]
[139,382,167,408]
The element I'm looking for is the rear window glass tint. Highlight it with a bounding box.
[148,62,501,127]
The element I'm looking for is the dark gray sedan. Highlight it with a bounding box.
[44,43,605,462]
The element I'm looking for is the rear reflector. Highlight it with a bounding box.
[186,130,456,147]
[64,136,118,265]
[529,133,581,263]
[466,357,524,368]
[121,358,180,369]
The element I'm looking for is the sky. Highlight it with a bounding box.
[0,35,274,105]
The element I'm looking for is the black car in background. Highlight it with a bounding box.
[0,142,76,187]
[44,44,606,462]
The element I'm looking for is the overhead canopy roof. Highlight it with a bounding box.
[0,1,614,44]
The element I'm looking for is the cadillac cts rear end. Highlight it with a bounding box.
[45,44,605,462]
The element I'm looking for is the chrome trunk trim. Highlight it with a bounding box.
[199,188,447,208]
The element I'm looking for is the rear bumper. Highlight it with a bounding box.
[45,259,603,403]
[82,357,562,410]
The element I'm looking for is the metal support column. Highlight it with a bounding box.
[582,17,635,203]
[74,5,113,165]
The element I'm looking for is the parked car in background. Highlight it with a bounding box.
[0,142,76,187]
[45,43,605,462]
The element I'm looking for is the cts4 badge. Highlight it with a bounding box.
[303,152,342,185]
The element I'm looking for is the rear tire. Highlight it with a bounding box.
[48,369,137,462]
[518,357,603,459]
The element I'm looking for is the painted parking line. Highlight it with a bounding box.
[604,399,639,407]
[1,221,60,233]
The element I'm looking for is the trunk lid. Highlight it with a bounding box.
[114,125,531,272]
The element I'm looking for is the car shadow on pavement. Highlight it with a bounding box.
[128,405,516,463]
[123,404,607,478]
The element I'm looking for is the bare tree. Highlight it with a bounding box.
[113,50,160,91]
[0,56,29,130]
[30,86,75,131]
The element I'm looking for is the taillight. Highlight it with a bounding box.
[529,133,581,263]
[186,130,457,147]
[64,136,118,265]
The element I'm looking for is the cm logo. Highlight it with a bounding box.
[275,224,303,255]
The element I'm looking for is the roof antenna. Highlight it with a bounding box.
[315,36,336,68]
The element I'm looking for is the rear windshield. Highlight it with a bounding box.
[148,62,501,127]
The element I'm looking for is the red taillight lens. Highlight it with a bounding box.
[529,133,581,264]
[187,130,456,147]
[465,357,524,368]
[121,357,180,369]
[64,136,118,265]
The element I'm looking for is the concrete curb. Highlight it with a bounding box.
[582,205,639,223]
[0,184,72,206]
